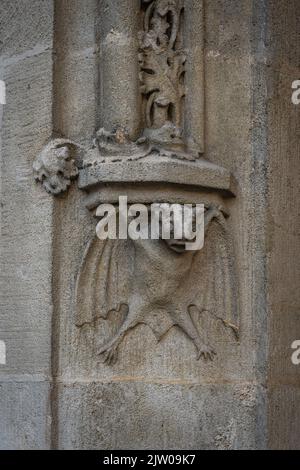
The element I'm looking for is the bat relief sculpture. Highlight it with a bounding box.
[75,205,239,365]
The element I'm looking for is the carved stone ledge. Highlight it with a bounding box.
[83,184,231,212]
[78,155,237,197]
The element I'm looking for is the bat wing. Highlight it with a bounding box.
[183,214,239,340]
[75,237,135,327]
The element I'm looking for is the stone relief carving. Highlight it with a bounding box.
[33,138,79,195]
[33,1,196,187]
[33,1,239,367]
[139,0,190,157]
[76,205,239,365]
[87,0,195,162]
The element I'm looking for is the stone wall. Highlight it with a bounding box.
[0,0,299,450]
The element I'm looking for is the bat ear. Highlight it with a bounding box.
[218,206,229,218]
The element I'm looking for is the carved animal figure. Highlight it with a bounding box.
[76,205,238,365]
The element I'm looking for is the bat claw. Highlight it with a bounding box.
[98,343,119,366]
[197,344,216,361]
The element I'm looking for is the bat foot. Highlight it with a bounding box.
[98,342,119,366]
[197,344,216,361]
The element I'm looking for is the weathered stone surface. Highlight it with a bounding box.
[78,156,236,195]
[0,0,55,449]
[0,0,299,451]
[0,380,51,450]
[266,0,300,450]
[56,382,264,450]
